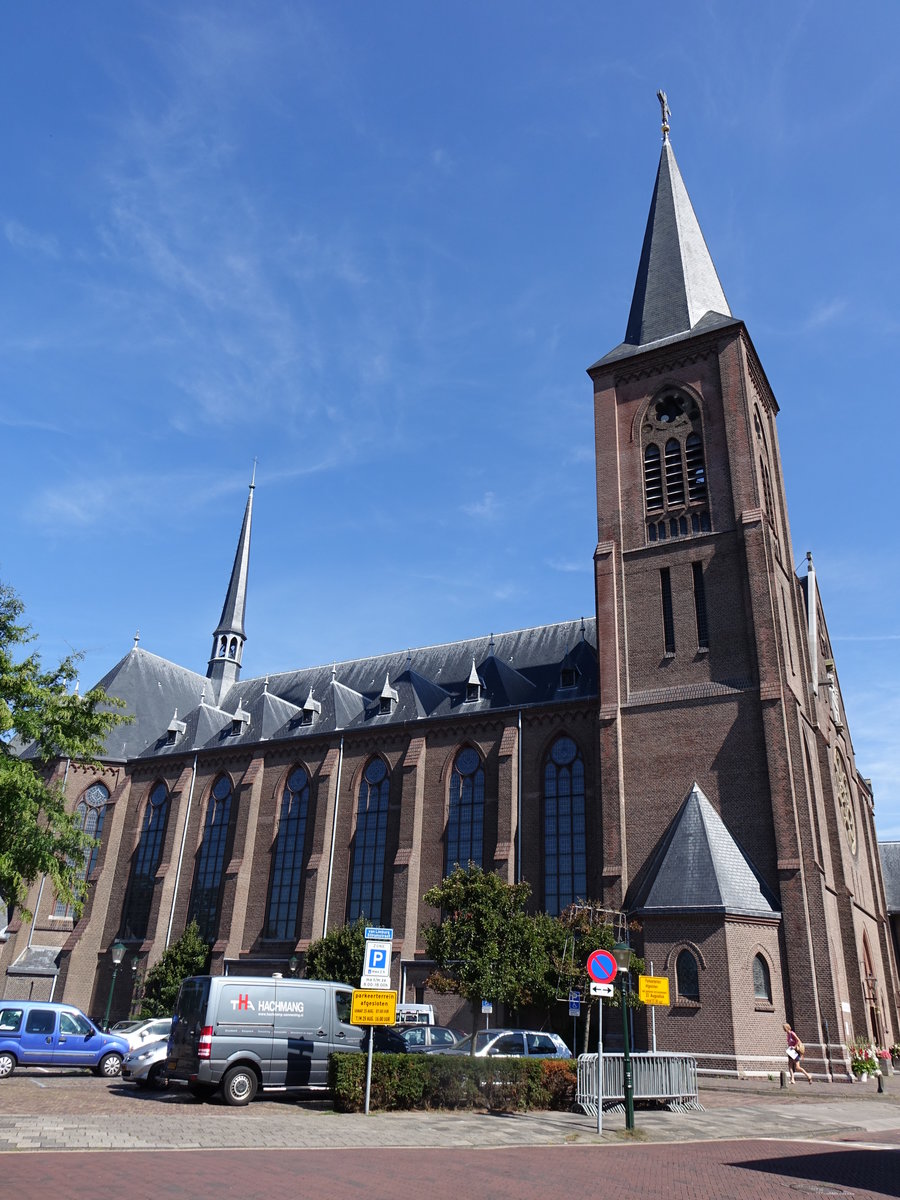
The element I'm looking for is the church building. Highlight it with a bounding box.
[3,108,897,1077]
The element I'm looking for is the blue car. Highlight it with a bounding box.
[0,1000,130,1078]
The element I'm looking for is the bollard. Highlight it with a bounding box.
[780,1070,788,1089]
[877,1072,885,1094]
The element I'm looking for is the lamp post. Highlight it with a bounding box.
[612,940,635,1131]
[288,955,298,978]
[102,941,127,1031]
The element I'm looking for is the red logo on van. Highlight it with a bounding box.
[230,994,255,1012]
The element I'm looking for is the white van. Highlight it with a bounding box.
[395,1002,434,1026]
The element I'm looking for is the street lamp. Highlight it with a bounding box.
[102,940,127,1031]
[612,940,635,1131]
[288,955,299,977]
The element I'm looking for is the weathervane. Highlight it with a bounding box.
[657,89,670,142]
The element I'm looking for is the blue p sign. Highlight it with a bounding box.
[369,948,387,970]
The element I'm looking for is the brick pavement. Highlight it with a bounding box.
[0,1141,897,1200]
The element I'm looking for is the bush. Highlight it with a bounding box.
[330,1052,577,1113]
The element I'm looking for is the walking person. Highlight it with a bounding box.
[784,1022,812,1084]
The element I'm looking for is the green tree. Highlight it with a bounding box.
[422,864,556,1039]
[138,920,209,1017]
[0,582,128,919]
[305,915,368,985]
[552,904,645,1053]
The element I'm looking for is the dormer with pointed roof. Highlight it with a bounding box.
[207,469,255,703]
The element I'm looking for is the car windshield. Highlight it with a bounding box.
[448,1031,497,1054]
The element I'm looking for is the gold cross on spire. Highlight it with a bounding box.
[657,89,671,142]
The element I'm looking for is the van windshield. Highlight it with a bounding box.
[175,977,210,1026]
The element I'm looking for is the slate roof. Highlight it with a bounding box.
[93,618,598,761]
[879,842,900,914]
[593,138,733,367]
[627,783,780,918]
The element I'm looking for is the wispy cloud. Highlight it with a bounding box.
[461,491,500,520]
[800,298,847,333]
[4,219,59,259]
[547,558,586,574]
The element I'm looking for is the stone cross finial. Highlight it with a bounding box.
[657,89,671,141]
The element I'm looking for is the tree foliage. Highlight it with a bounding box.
[422,865,557,1022]
[305,915,368,985]
[0,582,128,918]
[138,920,209,1018]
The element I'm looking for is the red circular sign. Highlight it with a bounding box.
[587,949,618,984]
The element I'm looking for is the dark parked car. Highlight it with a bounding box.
[396,1024,467,1052]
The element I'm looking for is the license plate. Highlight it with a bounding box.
[167,1059,177,1070]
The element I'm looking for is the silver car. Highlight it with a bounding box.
[118,1018,172,1052]
[428,1028,571,1058]
[121,1037,169,1089]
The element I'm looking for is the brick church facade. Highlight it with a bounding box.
[3,117,898,1077]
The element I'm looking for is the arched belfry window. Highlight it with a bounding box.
[265,766,311,940]
[53,782,110,918]
[188,774,235,943]
[347,757,391,923]
[445,747,484,873]
[543,736,587,914]
[120,782,170,940]
[642,391,711,544]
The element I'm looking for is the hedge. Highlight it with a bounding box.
[330,1052,577,1113]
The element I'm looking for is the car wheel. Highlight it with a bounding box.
[221,1065,258,1107]
[147,1062,169,1090]
[98,1052,123,1078]
[0,1051,16,1079]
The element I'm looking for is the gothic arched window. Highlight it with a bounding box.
[676,949,700,1001]
[642,391,710,543]
[120,782,170,940]
[753,953,772,1003]
[265,766,311,940]
[543,736,586,914]
[446,747,484,873]
[188,774,235,942]
[347,758,391,923]
[53,782,110,918]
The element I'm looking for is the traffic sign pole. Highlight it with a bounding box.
[365,1029,374,1115]
[596,997,603,1136]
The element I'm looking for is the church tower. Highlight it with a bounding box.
[590,99,899,1072]
[206,471,255,703]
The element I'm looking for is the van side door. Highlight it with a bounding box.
[55,1010,100,1068]
[277,982,328,1088]
[213,983,275,1082]
[20,1008,58,1064]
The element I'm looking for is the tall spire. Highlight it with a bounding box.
[623,96,731,348]
[206,466,255,700]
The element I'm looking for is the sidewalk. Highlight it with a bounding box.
[0,1071,898,1152]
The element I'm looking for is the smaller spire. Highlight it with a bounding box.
[133,629,140,648]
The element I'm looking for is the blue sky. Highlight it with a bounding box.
[3,3,900,836]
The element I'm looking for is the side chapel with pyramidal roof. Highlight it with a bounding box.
[3,98,897,1077]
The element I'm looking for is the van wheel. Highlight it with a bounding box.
[0,1052,15,1079]
[97,1052,123,1078]
[222,1065,258,1106]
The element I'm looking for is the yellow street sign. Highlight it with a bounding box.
[351,989,398,1027]
[638,975,671,1006]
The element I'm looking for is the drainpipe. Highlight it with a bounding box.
[29,758,71,948]
[516,711,523,882]
[166,753,198,949]
[322,736,344,936]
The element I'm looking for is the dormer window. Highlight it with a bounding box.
[560,667,577,690]
[301,690,321,727]
[230,704,250,737]
[379,676,398,716]
[166,711,186,746]
[465,659,483,703]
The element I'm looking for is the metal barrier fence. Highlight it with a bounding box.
[576,1052,703,1114]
